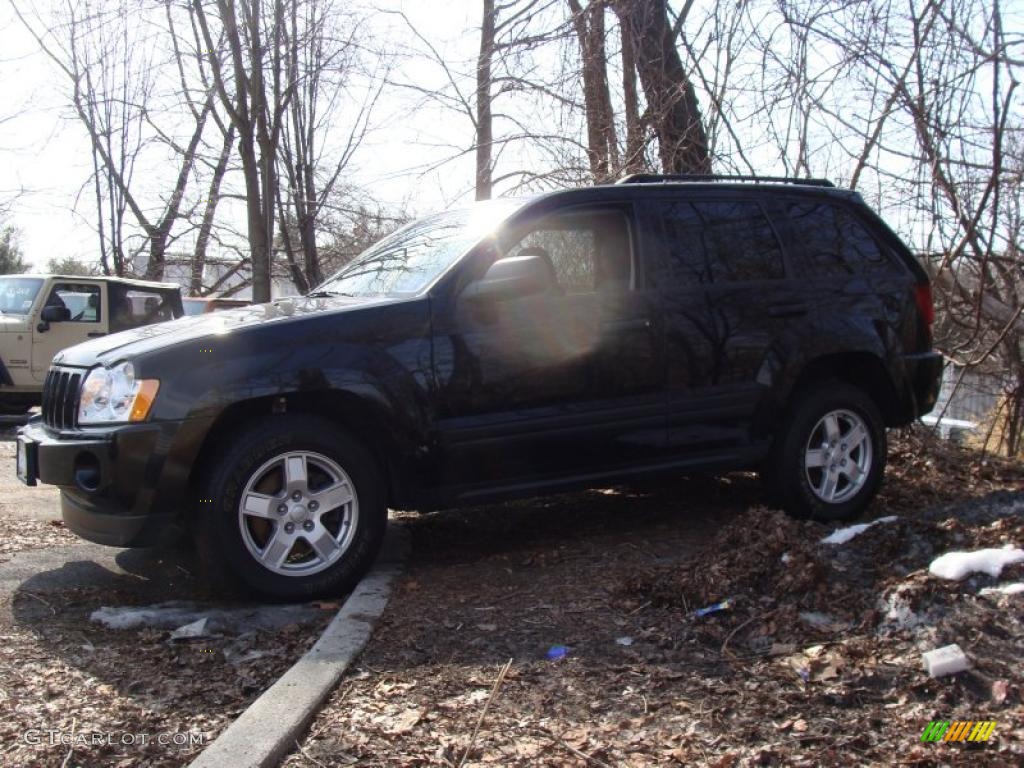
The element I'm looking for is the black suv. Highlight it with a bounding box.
[16,175,943,599]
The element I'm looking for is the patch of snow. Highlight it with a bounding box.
[820,516,899,545]
[979,582,1024,597]
[928,546,1024,580]
[89,600,326,634]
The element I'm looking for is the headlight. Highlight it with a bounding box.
[78,362,160,425]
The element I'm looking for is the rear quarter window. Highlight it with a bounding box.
[787,202,895,276]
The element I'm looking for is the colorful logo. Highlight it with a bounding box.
[920,721,996,742]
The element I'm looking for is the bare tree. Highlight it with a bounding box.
[191,0,294,302]
[476,0,497,199]
[275,0,383,290]
[567,0,619,181]
[731,0,1022,452]
[11,1,212,278]
[612,0,710,174]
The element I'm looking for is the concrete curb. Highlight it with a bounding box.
[188,522,409,768]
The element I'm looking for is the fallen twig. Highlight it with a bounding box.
[21,591,56,615]
[627,600,651,615]
[533,726,617,768]
[457,658,512,767]
[721,614,761,657]
[293,738,328,767]
[60,718,76,768]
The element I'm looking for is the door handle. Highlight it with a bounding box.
[87,332,106,338]
[767,302,808,318]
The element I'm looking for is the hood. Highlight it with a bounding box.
[53,294,384,367]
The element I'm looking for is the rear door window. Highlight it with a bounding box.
[786,202,891,275]
[109,288,176,332]
[654,199,785,285]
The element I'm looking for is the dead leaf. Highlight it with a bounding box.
[992,679,1009,704]
[386,708,422,734]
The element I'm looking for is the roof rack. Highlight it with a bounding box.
[615,173,835,188]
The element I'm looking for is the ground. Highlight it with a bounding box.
[0,418,333,767]
[0,419,1021,767]
[283,429,1024,768]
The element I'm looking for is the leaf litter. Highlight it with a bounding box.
[284,427,1023,767]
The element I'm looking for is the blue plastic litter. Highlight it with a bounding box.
[693,598,733,618]
[546,645,569,660]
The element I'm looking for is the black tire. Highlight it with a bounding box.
[195,414,387,601]
[764,381,886,522]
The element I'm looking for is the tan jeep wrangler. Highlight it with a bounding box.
[0,274,183,414]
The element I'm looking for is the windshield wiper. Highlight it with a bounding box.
[306,289,356,299]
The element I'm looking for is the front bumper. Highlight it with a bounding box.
[18,418,192,547]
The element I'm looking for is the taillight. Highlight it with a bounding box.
[915,283,935,327]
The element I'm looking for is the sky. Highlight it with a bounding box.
[2,1,1020,274]
[0,0,486,271]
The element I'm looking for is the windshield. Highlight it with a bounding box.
[314,200,524,298]
[0,277,43,315]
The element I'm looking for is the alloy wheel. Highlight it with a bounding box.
[237,451,359,576]
[803,409,873,504]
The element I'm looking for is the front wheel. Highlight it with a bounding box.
[196,415,387,600]
[764,381,886,522]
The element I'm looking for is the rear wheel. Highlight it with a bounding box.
[764,381,886,522]
[196,415,387,600]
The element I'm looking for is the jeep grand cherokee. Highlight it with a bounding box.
[16,175,943,599]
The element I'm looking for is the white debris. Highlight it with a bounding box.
[877,583,929,632]
[225,649,266,665]
[89,600,324,633]
[820,516,899,545]
[979,582,1024,597]
[928,546,1024,580]
[615,636,634,646]
[169,617,209,641]
[922,643,971,678]
[780,553,792,564]
[799,612,847,632]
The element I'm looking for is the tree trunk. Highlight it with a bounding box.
[192,0,285,304]
[620,11,644,174]
[276,184,310,295]
[192,125,235,295]
[568,0,619,182]
[613,0,710,174]
[475,0,495,200]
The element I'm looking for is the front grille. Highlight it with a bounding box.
[42,367,83,429]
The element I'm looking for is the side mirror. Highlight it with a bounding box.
[37,305,71,332]
[462,254,555,303]
[41,305,71,323]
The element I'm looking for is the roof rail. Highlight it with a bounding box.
[615,173,835,188]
